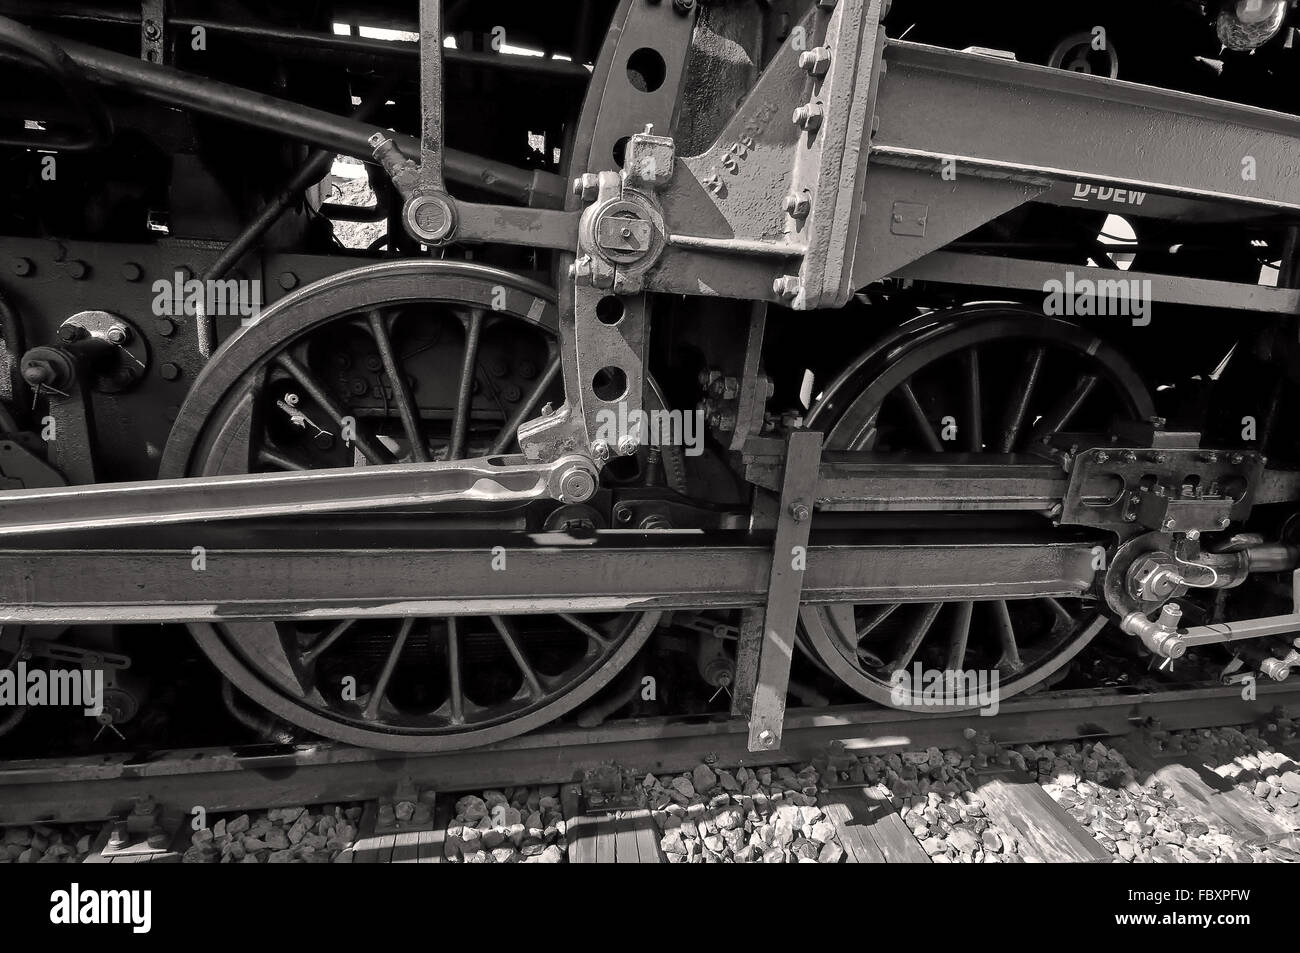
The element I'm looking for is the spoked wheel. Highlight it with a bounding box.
[161,261,680,751]
[799,306,1154,709]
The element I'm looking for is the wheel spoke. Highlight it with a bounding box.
[1027,373,1098,445]
[997,345,1046,452]
[274,352,393,464]
[943,601,973,671]
[446,617,466,725]
[899,381,944,452]
[885,602,942,673]
[366,310,428,462]
[449,308,485,460]
[301,618,355,666]
[491,353,561,454]
[490,615,544,698]
[990,600,1024,672]
[558,612,612,650]
[964,349,983,452]
[855,603,899,642]
[1040,596,1075,632]
[256,446,310,471]
[363,618,414,720]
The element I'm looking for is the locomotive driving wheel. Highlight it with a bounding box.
[799,306,1155,710]
[161,260,682,752]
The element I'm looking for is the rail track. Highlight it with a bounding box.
[3,680,1295,829]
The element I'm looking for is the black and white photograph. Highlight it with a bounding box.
[0,0,1296,932]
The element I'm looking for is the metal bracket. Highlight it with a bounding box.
[747,429,822,752]
[141,0,166,64]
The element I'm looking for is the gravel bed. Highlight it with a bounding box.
[444,786,567,863]
[650,762,847,863]
[0,822,104,863]
[184,804,363,863]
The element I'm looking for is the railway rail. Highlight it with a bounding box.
[2,680,1295,828]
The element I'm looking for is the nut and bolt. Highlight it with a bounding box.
[144,20,161,40]
[793,103,824,132]
[617,434,638,456]
[773,275,801,299]
[121,262,143,282]
[106,324,131,346]
[757,729,776,748]
[57,324,85,343]
[590,440,610,463]
[573,173,601,203]
[613,504,634,524]
[1094,450,1109,463]
[784,191,811,219]
[1219,517,1231,528]
[789,501,810,522]
[278,271,299,290]
[10,258,32,276]
[672,0,696,12]
[799,47,832,75]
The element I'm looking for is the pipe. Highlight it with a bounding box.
[50,35,562,206]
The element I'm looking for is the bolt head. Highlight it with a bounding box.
[799,47,832,75]
[575,173,601,203]
[106,324,130,345]
[784,192,811,218]
[57,324,84,343]
[590,440,610,462]
[757,729,776,748]
[617,434,638,456]
[790,502,810,522]
[773,276,801,300]
[793,103,824,131]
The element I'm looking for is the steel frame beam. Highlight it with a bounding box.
[0,530,1099,624]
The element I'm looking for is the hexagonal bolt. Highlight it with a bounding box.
[590,440,611,463]
[789,501,810,522]
[617,434,639,456]
[106,324,131,346]
[757,729,776,748]
[784,191,811,219]
[573,173,601,203]
[57,324,85,344]
[773,275,801,300]
[793,103,824,132]
[799,47,832,76]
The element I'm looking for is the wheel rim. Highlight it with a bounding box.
[800,306,1150,709]
[163,261,675,751]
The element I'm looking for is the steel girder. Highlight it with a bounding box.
[0,530,1098,624]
